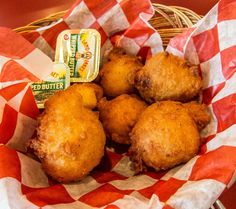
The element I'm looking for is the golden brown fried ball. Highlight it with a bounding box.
[100,48,143,97]
[183,101,211,130]
[130,101,200,172]
[98,94,147,144]
[135,52,202,103]
[27,87,106,183]
[68,83,103,109]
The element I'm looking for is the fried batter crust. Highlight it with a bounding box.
[183,101,211,130]
[100,48,143,97]
[135,52,202,103]
[98,94,147,144]
[68,83,103,109]
[130,101,200,172]
[28,88,106,183]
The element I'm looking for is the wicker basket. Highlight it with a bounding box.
[14,3,202,48]
[13,3,225,209]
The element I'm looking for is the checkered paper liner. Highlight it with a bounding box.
[21,0,163,62]
[1,0,236,208]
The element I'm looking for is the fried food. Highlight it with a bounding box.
[100,48,143,97]
[183,101,211,130]
[68,83,103,109]
[135,52,202,103]
[27,87,106,183]
[130,101,200,172]
[98,94,147,144]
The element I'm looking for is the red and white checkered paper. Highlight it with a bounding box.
[21,0,163,61]
[0,28,54,88]
[1,0,236,208]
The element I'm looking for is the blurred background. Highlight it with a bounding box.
[0,0,218,28]
[0,0,235,208]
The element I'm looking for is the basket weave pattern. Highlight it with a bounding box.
[14,3,202,48]
[13,4,227,209]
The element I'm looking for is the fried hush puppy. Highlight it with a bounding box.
[27,87,106,183]
[183,101,211,130]
[68,83,103,109]
[100,48,143,97]
[130,101,200,172]
[98,94,147,144]
[135,52,202,103]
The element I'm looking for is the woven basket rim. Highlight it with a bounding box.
[13,3,202,49]
[11,4,226,209]
[14,3,202,32]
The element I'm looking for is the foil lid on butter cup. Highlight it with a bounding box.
[55,29,101,82]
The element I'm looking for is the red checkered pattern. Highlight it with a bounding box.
[165,0,236,206]
[1,0,236,208]
[0,28,54,88]
[0,82,39,151]
[21,0,163,61]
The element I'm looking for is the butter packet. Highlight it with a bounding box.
[55,29,101,82]
[31,62,70,108]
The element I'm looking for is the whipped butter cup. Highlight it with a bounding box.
[55,29,101,82]
[31,62,70,108]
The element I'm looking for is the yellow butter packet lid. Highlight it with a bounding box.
[55,29,101,82]
[31,62,70,108]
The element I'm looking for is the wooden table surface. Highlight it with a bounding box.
[0,0,235,208]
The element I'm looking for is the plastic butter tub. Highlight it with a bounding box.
[31,62,70,108]
[55,29,101,82]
